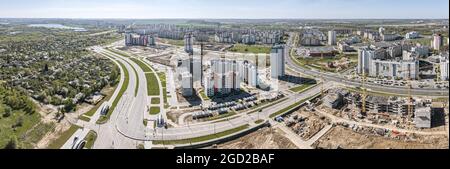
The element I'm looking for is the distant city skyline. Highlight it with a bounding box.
[0,0,448,19]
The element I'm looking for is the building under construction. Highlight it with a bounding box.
[323,88,419,116]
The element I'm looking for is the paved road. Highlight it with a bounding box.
[117,82,327,141]
[72,39,447,149]
[88,47,150,149]
[61,129,90,149]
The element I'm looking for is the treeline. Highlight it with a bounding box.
[0,84,36,115]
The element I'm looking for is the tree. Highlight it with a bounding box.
[4,137,19,149]
[44,64,49,72]
[63,99,76,113]
[3,106,12,118]
[14,117,24,128]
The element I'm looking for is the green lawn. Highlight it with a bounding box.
[78,115,91,122]
[228,44,271,54]
[153,124,249,145]
[143,120,148,127]
[158,73,168,104]
[289,84,316,93]
[255,119,264,124]
[0,109,43,148]
[106,48,131,58]
[146,73,160,96]
[269,94,320,118]
[83,130,97,149]
[130,58,153,73]
[47,125,81,149]
[128,61,139,97]
[137,144,145,149]
[107,50,161,97]
[20,122,55,149]
[109,53,138,97]
[199,90,210,101]
[160,38,184,46]
[97,60,129,124]
[151,98,161,104]
[149,107,161,115]
[158,73,167,88]
[294,54,357,73]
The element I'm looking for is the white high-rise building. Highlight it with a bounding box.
[207,59,242,96]
[432,34,443,51]
[441,58,449,81]
[184,33,194,54]
[379,27,386,35]
[358,48,375,75]
[125,33,132,45]
[178,56,202,82]
[181,71,193,97]
[248,64,258,87]
[204,72,215,97]
[148,34,156,46]
[270,45,285,79]
[328,30,337,46]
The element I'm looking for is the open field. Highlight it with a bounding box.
[217,127,298,149]
[228,44,271,54]
[47,125,81,149]
[159,38,184,46]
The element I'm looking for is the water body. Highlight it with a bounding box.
[28,24,87,32]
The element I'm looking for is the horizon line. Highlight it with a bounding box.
[1,17,449,20]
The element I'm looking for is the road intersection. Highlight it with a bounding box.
[63,36,448,149]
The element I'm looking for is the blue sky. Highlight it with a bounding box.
[0,0,448,19]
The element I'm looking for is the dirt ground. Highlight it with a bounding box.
[286,107,331,140]
[216,127,298,149]
[32,99,94,149]
[314,126,449,149]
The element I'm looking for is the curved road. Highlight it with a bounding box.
[73,39,447,149]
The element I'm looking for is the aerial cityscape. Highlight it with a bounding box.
[0,0,449,150]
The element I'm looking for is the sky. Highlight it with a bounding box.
[0,0,448,19]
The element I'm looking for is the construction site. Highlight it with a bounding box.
[215,127,298,149]
[313,126,449,149]
[206,83,449,149]
[308,85,449,149]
